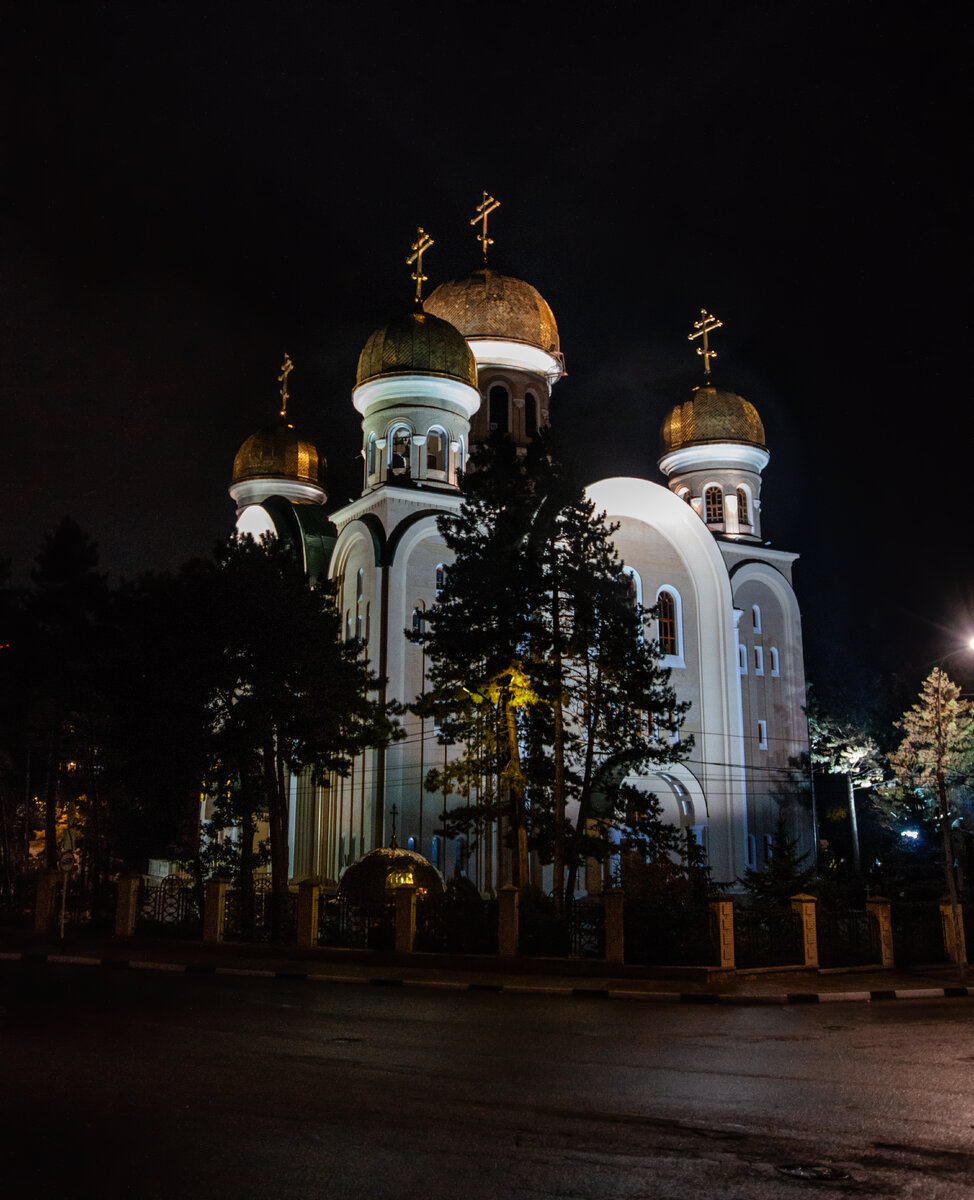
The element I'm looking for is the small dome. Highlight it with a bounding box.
[338,846,444,910]
[232,422,324,486]
[356,310,477,389]
[425,268,559,354]
[660,385,766,455]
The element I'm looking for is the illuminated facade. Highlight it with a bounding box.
[229,269,813,892]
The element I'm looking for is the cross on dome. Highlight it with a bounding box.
[277,352,294,420]
[471,191,501,263]
[407,227,434,305]
[688,308,723,377]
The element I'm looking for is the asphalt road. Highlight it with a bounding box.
[2,962,973,1199]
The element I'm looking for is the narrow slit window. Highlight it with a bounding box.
[754,646,764,675]
[737,487,750,526]
[770,646,780,676]
[757,719,768,749]
[525,391,538,438]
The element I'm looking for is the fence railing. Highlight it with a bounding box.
[734,906,804,968]
[136,877,201,939]
[817,908,880,968]
[224,879,298,943]
[625,904,717,966]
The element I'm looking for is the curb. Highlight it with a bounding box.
[3,950,973,1006]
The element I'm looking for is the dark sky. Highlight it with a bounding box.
[2,1,971,698]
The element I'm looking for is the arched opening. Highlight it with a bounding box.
[657,589,678,656]
[704,486,724,524]
[524,391,538,438]
[489,386,509,433]
[736,486,750,526]
[390,426,411,475]
[426,428,446,472]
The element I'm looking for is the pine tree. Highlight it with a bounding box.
[738,813,817,908]
[887,668,973,976]
[201,535,401,938]
[417,436,690,904]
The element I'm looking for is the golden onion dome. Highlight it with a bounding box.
[355,310,477,389]
[660,385,766,455]
[337,846,444,911]
[231,422,324,486]
[424,267,560,353]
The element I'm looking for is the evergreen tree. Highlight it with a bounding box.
[201,535,401,937]
[417,436,690,904]
[738,813,817,908]
[886,668,973,976]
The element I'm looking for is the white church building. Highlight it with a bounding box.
[228,256,813,894]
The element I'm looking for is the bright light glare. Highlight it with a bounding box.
[901,829,920,840]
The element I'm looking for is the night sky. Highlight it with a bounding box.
[2,1,971,699]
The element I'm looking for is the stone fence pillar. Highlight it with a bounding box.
[296,880,320,949]
[603,890,624,964]
[498,884,519,958]
[791,893,819,968]
[940,900,968,967]
[115,874,142,938]
[34,870,61,934]
[866,896,895,968]
[203,879,226,944]
[710,896,735,969]
[395,884,418,954]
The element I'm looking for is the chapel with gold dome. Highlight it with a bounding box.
[226,202,812,894]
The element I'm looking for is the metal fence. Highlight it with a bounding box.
[136,877,201,939]
[891,902,947,966]
[317,892,395,949]
[0,873,36,928]
[734,906,804,968]
[817,908,880,968]
[569,896,606,959]
[224,878,298,943]
[625,904,716,966]
[415,892,498,955]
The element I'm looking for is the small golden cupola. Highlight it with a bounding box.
[658,311,770,542]
[229,354,327,518]
[353,228,482,495]
[424,193,565,448]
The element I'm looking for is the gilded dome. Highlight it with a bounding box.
[660,385,766,455]
[232,422,324,486]
[338,846,444,910]
[355,310,477,389]
[425,268,560,353]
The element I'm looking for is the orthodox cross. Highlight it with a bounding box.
[278,353,294,419]
[407,228,434,305]
[688,309,722,377]
[389,804,399,848]
[470,191,501,263]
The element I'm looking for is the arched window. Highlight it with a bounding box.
[426,428,446,471]
[737,487,750,526]
[657,589,678,656]
[622,566,641,608]
[678,487,691,504]
[752,604,762,633]
[412,607,426,641]
[390,426,411,473]
[489,385,509,433]
[366,434,377,476]
[524,391,538,438]
[356,568,363,603]
[704,486,724,523]
[769,646,780,676]
[435,565,447,594]
[456,439,465,475]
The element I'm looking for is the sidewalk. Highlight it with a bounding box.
[3,926,972,1005]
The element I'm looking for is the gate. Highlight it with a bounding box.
[734,906,804,968]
